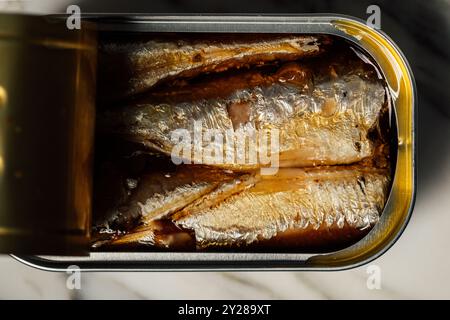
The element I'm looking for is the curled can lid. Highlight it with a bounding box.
[0,14,97,254]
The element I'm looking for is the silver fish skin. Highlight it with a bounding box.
[101,169,258,248]
[94,166,256,234]
[98,35,329,99]
[100,63,386,170]
[98,166,389,249]
[173,167,390,248]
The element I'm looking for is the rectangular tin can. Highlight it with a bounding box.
[5,14,415,271]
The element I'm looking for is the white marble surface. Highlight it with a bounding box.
[0,0,449,299]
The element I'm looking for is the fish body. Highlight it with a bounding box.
[96,166,389,250]
[173,167,390,248]
[98,35,330,100]
[93,165,247,232]
[100,62,386,170]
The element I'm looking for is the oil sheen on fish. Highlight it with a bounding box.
[97,165,389,250]
[99,61,386,170]
[93,165,252,233]
[92,164,258,248]
[173,166,389,248]
[98,34,331,100]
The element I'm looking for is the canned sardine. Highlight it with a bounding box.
[3,15,415,270]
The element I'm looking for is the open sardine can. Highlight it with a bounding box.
[0,14,416,270]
